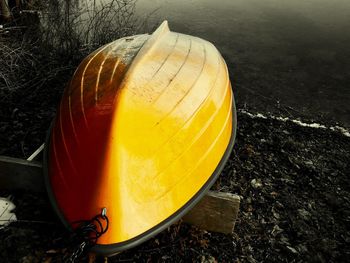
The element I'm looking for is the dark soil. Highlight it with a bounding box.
[1,109,349,263]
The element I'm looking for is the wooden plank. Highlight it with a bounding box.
[183,191,240,234]
[26,143,44,161]
[0,156,240,234]
[0,156,44,192]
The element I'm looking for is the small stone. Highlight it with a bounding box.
[298,209,311,221]
[270,191,278,197]
[296,244,308,253]
[286,246,298,254]
[11,108,19,119]
[247,255,256,263]
[304,160,314,166]
[279,235,290,245]
[200,255,217,263]
[251,179,263,189]
[271,225,283,237]
[272,207,280,219]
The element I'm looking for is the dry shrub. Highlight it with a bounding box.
[40,0,139,58]
[0,0,139,103]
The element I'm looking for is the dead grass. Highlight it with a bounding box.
[0,0,139,103]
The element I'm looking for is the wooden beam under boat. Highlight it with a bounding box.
[0,155,240,235]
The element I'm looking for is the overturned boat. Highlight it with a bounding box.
[44,21,237,256]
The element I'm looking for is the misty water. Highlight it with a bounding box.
[134,0,350,126]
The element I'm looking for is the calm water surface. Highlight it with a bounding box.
[136,0,350,125]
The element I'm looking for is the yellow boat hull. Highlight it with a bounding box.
[44,21,236,255]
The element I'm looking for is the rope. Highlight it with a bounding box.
[66,207,109,263]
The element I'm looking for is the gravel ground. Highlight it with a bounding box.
[1,110,349,263]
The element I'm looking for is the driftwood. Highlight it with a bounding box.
[0,155,240,234]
